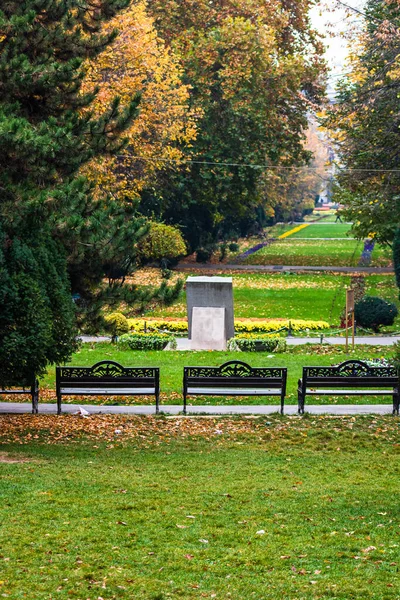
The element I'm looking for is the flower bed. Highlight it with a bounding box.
[127,318,330,335]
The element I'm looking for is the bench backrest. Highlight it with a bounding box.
[184,361,287,389]
[56,361,159,390]
[302,360,398,388]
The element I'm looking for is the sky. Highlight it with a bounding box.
[310,1,366,97]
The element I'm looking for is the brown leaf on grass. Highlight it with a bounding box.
[185,554,194,560]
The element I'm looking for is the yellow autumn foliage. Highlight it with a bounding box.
[82,2,197,201]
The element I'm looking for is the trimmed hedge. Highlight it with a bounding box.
[118,333,175,351]
[228,337,287,352]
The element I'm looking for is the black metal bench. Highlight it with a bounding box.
[298,360,399,415]
[183,360,287,414]
[0,380,39,414]
[56,361,160,415]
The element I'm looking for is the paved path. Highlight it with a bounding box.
[0,402,396,415]
[80,335,400,346]
[169,336,399,350]
[176,263,394,274]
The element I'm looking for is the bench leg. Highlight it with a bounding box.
[155,391,160,415]
[32,382,39,415]
[57,393,62,416]
[183,391,187,415]
[280,393,285,415]
[393,390,399,416]
[298,391,304,415]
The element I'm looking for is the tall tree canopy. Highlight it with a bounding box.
[82,1,197,204]
[327,0,400,245]
[0,0,138,381]
[142,0,326,248]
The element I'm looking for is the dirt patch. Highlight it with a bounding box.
[0,452,32,464]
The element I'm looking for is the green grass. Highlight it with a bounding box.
[291,223,353,239]
[141,272,400,331]
[149,273,354,321]
[31,342,395,407]
[244,239,363,267]
[1,416,400,598]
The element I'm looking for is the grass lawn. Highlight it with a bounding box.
[128,270,400,331]
[1,415,400,598]
[29,342,396,407]
[243,239,363,267]
[149,272,353,322]
[291,223,353,239]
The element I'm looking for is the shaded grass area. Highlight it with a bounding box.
[27,343,396,407]
[244,239,363,266]
[1,415,400,598]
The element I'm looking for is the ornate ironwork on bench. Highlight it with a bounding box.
[183,360,287,415]
[0,379,39,414]
[56,360,160,415]
[297,359,399,415]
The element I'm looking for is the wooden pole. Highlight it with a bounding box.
[345,288,349,353]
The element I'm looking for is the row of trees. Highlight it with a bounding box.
[0,0,326,383]
[80,0,327,249]
[328,0,400,246]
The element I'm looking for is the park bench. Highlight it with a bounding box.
[298,359,399,415]
[183,360,287,414]
[0,379,39,414]
[56,360,160,415]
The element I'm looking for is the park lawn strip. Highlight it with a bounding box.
[290,223,353,238]
[244,239,363,266]
[0,415,400,598]
[27,343,396,407]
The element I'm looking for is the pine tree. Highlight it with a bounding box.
[0,1,142,383]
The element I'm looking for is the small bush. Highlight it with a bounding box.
[104,312,129,338]
[196,246,214,263]
[138,222,186,263]
[354,296,398,332]
[118,333,174,351]
[228,337,287,352]
[228,242,239,253]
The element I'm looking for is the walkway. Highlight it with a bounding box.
[176,263,394,274]
[0,402,396,416]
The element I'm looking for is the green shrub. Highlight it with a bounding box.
[354,296,398,332]
[118,333,174,350]
[228,242,240,252]
[138,222,186,263]
[196,246,214,263]
[104,313,129,338]
[228,337,286,352]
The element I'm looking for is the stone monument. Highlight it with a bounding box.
[186,276,234,350]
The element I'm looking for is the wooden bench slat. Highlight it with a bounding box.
[187,387,281,396]
[60,387,156,395]
[306,389,394,395]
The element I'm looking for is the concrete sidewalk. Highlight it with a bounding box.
[0,402,396,416]
[176,263,394,274]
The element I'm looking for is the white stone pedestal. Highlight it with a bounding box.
[191,307,226,350]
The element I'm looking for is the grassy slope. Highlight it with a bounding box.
[35,343,395,406]
[1,417,400,599]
